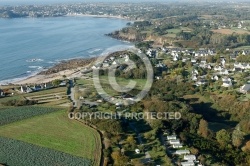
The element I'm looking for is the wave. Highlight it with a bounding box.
[28,66,44,70]
[88,48,103,54]
[99,44,134,56]
[0,70,39,85]
[26,58,44,62]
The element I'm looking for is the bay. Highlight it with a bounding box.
[0,16,132,84]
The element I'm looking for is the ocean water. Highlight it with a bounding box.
[0,16,133,84]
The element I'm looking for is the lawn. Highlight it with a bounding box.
[0,110,102,166]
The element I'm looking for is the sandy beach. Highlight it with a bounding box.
[14,67,86,85]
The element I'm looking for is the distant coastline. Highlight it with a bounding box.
[64,13,142,22]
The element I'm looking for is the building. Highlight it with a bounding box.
[167,135,177,140]
[240,84,250,94]
[222,78,232,87]
[175,150,190,155]
[181,161,195,166]
[169,139,180,145]
[184,155,196,161]
[0,89,5,97]
[20,86,33,93]
[172,143,183,149]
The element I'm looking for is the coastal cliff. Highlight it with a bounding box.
[106,30,146,42]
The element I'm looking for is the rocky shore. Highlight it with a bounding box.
[39,58,97,75]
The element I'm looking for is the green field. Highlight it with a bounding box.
[235,45,250,50]
[0,106,61,125]
[77,76,146,89]
[0,110,101,166]
[76,75,147,96]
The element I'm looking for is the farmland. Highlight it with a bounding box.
[0,87,70,107]
[0,106,60,126]
[212,28,250,35]
[0,110,101,166]
[0,137,91,166]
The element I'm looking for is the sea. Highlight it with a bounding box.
[0,16,133,85]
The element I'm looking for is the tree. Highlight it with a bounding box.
[126,135,136,145]
[216,129,231,148]
[111,151,129,166]
[52,79,61,87]
[198,119,209,138]
[242,141,250,152]
[232,129,244,148]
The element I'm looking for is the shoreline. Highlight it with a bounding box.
[64,13,134,21]
[0,15,136,86]
[2,46,135,86]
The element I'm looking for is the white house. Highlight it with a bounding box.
[181,161,195,166]
[173,55,178,61]
[240,84,250,94]
[20,86,33,93]
[110,56,115,61]
[242,50,246,55]
[44,82,53,89]
[175,150,190,155]
[214,66,222,71]
[167,135,177,140]
[169,139,180,145]
[222,77,232,87]
[192,69,199,75]
[92,65,100,69]
[191,59,197,63]
[201,59,206,64]
[124,54,130,62]
[112,60,120,65]
[192,75,198,81]
[196,79,207,86]
[0,89,4,97]
[211,75,219,81]
[184,155,196,161]
[221,58,226,67]
[102,62,110,68]
[220,69,229,75]
[172,143,183,149]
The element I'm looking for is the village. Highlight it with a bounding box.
[1,46,250,166]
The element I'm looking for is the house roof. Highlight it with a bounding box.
[242,84,250,91]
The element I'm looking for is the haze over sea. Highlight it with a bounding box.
[0,16,132,84]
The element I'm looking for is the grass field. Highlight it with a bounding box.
[235,45,250,50]
[0,110,102,166]
[212,28,250,35]
[76,75,147,96]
